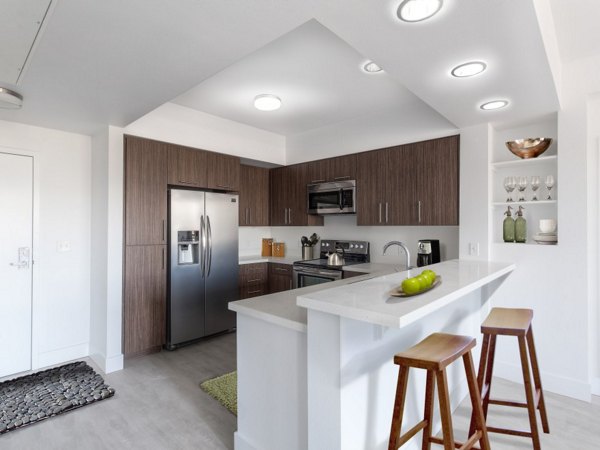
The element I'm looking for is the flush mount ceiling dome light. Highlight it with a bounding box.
[0,87,23,109]
[451,61,487,78]
[363,61,383,73]
[254,94,282,111]
[480,100,509,111]
[397,0,443,22]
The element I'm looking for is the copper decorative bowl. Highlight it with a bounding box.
[505,138,553,159]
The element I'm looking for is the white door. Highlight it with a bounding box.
[0,152,33,378]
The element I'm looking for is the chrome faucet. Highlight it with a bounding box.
[383,241,411,269]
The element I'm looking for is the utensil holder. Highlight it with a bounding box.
[302,246,314,260]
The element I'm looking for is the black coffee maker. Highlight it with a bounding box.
[417,240,440,267]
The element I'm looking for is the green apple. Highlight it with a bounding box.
[416,274,430,290]
[401,277,421,295]
[421,270,436,284]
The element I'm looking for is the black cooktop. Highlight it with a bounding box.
[293,257,365,270]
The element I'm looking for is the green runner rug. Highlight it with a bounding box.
[200,371,237,416]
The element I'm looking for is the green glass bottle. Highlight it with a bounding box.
[503,206,515,243]
[515,206,527,243]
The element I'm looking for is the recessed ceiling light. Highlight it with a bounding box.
[397,0,443,22]
[254,94,281,111]
[0,87,23,109]
[363,61,383,73]
[480,100,509,111]
[451,61,487,78]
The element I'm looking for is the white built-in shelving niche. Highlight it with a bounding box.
[490,114,558,246]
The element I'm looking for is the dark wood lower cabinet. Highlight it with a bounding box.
[342,270,364,279]
[268,263,293,294]
[239,263,269,299]
[123,245,166,356]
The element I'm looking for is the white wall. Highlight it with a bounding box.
[126,102,286,164]
[285,101,457,163]
[264,216,458,267]
[0,119,91,369]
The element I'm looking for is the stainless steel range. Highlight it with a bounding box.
[293,239,370,288]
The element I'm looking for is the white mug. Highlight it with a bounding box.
[539,219,557,233]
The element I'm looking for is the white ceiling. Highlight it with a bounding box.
[0,0,570,136]
[173,20,443,135]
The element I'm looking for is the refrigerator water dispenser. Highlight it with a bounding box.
[177,230,199,265]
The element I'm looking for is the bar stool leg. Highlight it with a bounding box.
[463,351,491,450]
[421,370,435,450]
[518,335,542,450]
[389,366,410,450]
[481,335,497,419]
[526,326,550,434]
[435,369,455,450]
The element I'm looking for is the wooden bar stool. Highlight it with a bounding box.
[469,308,550,450]
[388,333,490,450]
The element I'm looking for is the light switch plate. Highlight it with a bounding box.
[468,242,480,256]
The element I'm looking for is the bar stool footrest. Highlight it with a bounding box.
[395,420,428,448]
[487,426,533,438]
[429,434,482,450]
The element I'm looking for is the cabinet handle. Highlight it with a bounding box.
[274,267,289,273]
[162,220,166,242]
[162,247,165,270]
[248,278,262,283]
[385,202,389,223]
[334,176,351,181]
[418,200,422,224]
[288,208,292,224]
[378,203,382,223]
[217,184,231,189]
[284,209,287,225]
[248,289,263,295]
[311,179,326,183]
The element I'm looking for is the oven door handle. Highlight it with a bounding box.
[338,188,344,210]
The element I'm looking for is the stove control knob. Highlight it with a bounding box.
[349,244,354,248]
[359,244,364,249]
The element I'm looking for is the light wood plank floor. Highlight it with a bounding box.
[2,331,599,449]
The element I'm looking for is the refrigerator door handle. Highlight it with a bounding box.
[200,215,206,278]
[206,215,213,277]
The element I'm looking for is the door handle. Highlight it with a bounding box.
[385,202,389,223]
[206,215,213,277]
[200,216,206,278]
[9,247,30,269]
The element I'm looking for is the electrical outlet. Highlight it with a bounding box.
[468,242,480,256]
[57,240,71,252]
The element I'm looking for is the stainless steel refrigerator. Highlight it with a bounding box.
[167,189,239,349]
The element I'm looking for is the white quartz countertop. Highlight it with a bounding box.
[239,255,300,265]
[229,266,397,332]
[297,259,515,329]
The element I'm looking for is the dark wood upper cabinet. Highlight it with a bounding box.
[270,164,323,227]
[239,165,270,226]
[356,135,459,226]
[357,149,387,225]
[167,146,207,187]
[307,154,357,184]
[207,152,240,192]
[123,245,166,355]
[329,154,357,181]
[417,135,459,225]
[124,135,167,245]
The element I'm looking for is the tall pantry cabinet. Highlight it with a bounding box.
[123,135,168,356]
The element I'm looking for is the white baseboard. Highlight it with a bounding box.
[36,343,89,369]
[592,377,600,396]
[90,352,124,374]
[494,360,592,402]
[234,432,258,450]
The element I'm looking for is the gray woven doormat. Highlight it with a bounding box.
[0,361,115,435]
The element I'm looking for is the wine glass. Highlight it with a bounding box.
[504,176,516,202]
[545,175,555,200]
[530,176,540,201]
[517,176,528,202]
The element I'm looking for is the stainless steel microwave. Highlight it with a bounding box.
[307,180,356,215]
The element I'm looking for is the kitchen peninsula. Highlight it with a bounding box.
[229,259,515,450]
